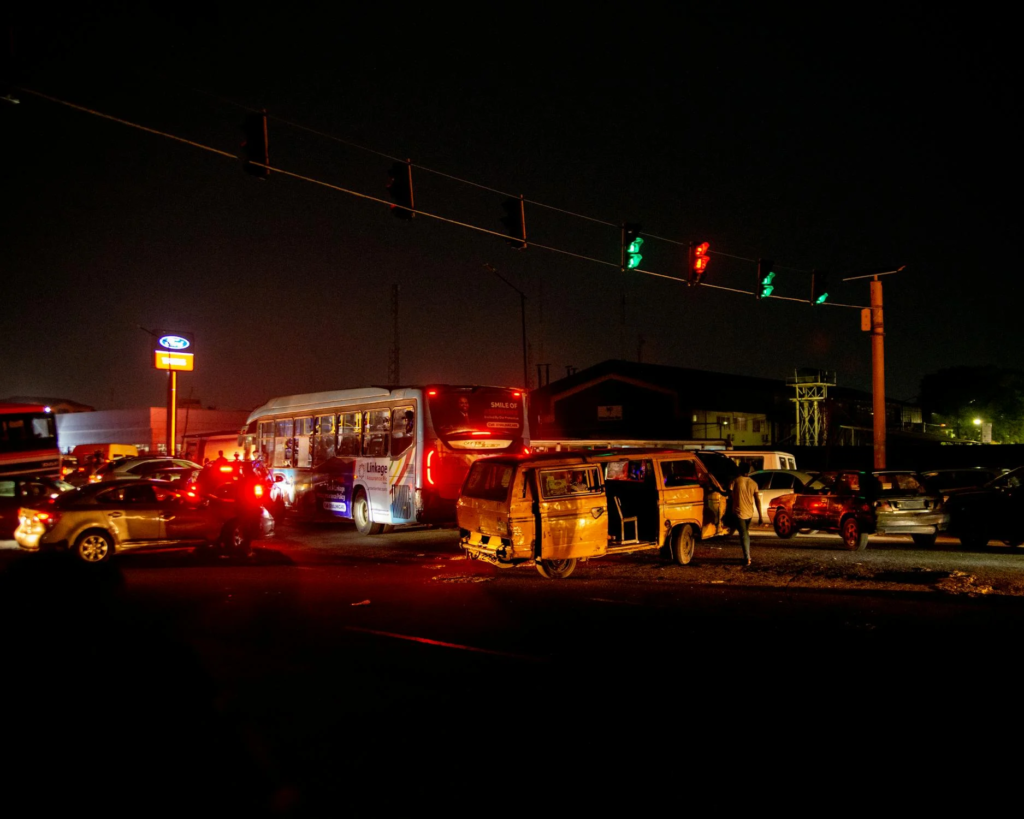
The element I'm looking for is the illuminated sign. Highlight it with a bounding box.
[151,330,195,371]
[154,351,194,371]
[158,335,191,350]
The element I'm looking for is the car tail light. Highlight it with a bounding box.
[426,448,435,486]
[20,509,61,529]
[219,466,234,473]
[253,483,265,499]
[88,474,102,483]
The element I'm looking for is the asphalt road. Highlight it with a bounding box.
[3,524,1022,814]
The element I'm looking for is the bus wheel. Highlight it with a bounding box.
[670,524,696,565]
[353,491,383,535]
[536,558,577,579]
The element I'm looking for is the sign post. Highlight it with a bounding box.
[151,331,195,455]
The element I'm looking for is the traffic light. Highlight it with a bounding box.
[500,197,527,250]
[757,258,775,299]
[688,241,710,285]
[241,110,269,179]
[622,223,643,270]
[386,161,414,220]
[811,270,830,304]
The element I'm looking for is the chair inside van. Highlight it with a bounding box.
[605,459,659,543]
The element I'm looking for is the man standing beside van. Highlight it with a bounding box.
[731,462,763,566]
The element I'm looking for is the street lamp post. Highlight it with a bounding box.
[483,264,528,388]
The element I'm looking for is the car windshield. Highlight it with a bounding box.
[987,466,1024,490]
[872,472,927,496]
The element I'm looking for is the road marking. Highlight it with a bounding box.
[588,597,643,606]
[344,626,541,662]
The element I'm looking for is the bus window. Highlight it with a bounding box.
[391,407,414,457]
[338,412,361,456]
[274,419,293,468]
[363,410,390,458]
[313,415,336,466]
[294,418,313,467]
[259,422,275,465]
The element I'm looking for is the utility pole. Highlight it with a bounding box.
[483,264,528,388]
[849,266,904,470]
[388,284,400,385]
[869,277,886,470]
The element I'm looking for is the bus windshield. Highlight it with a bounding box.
[427,387,525,450]
[1,410,57,454]
[1,404,60,477]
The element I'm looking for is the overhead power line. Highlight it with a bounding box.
[17,86,867,307]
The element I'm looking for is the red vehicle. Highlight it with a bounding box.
[0,403,60,478]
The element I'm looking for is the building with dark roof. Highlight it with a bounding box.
[528,360,924,447]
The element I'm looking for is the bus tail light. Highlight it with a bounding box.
[426,449,436,486]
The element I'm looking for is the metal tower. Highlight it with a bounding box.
[788,370,836,446]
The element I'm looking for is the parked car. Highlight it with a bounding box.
[769,469,949,550]
[919,467,1003,494]
[0,475,75,538]
[945,465,1024,549]
[92,456,202,483]
[750,469,816,526]
[14,478,273,563]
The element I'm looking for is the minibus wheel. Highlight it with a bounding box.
[536,558,577,579]
[671,524,695,566]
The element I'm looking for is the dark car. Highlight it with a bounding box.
[769,469,949,550]
[919,467,1003,494]
[0,475,75,538]
[945,465,1024,549]
[191,459,283,515]
[92,455,202,482]
[13,478,274,562]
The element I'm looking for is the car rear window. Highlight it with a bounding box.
[462,461,515,502]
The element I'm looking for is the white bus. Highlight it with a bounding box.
[241,385,528,533]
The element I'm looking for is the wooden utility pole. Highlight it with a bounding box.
[870,278,886,469]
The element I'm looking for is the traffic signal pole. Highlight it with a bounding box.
[870,278,886,469]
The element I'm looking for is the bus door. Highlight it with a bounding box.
[389,406,416,522]
[533,465,608,561]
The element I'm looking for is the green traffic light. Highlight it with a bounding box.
[760,271,775,297]
[815,291,829,304]
[626,237,643,269]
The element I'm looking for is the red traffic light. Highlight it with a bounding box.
[688,241,710,285]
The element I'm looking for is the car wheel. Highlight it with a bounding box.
[773,510,796,539]
[912,533,938,548]
[671,524,696,566]
[73,530,113,563]
[352,490,383,535]
[535,558,577,579]
[841,516,869,551]
[960,534,989,550]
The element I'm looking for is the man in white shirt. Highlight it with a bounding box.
[731,461,763,566]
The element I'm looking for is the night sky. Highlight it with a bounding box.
[2,7,1014,412]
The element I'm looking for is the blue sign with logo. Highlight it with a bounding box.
[158,335,191,350]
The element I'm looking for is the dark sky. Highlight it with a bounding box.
[1,7,1014,412]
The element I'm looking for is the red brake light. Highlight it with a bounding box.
[426,449,435,486]
[427,389,437,396]
[253,484,264,498]
[219,466,233,473]
[513,391,521,398]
